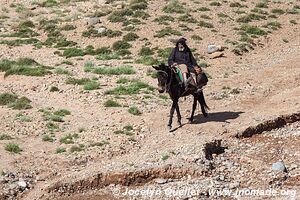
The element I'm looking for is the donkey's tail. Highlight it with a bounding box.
[197,90,209,117]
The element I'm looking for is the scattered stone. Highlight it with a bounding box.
[155,178,168,184]
[87,17,101,27]
[272,161,287,172]
[17,180,27,188]
[207,45,222,54]
[97,27,106,34]
[209,52,224,59]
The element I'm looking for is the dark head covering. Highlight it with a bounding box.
[175,37,191,52]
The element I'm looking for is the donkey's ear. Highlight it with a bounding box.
[152,66,159,70]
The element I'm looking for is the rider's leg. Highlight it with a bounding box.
[178,64,188,86]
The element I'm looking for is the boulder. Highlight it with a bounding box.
[207,45,222,54]
[209,52,224,59]
[87,17,101,27]
[272,161,287,172]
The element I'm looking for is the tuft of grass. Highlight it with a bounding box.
[154,15,175,25]
[210,1,221,6]
[66,78,91,85]
[8,97,32,110]
[135,56,159,65]
[178,14,198,23]
[128,106,141,115]
[0,134,13,140]
[104,99,121,107]
[55,67,72,75]
[256,2,268,8]
[15,112,32,122]
[5,143,22,154]
[0,58,51,77]
[271,9,285,15]
[56,147,66,153]
[198,7,210,12]
[161,153,169,161]
[90,140,110,147]
[123,32,139,41]
[53,109,71,117]
[60,133,79,144]
[50,86,59,92]
[105,80,154,95]
[63,48,85,58]
[236,14,266,23]
[114,125,134,136]
[89,66,136,76]
[70,145,84,153]
[139,46,154,56]
[42,134,54,142]
[163,0,185,13]
[240,25,267,35]
[198,21,214,28]
[83,81,100,90]
[154,27,182,38]
[61,24,76,31]
[0,93,18,105]
[112,40,132,51]
[264,21,281,30]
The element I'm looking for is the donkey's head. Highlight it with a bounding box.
[152,63,170,93]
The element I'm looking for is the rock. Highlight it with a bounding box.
[87,17,101,27]
[155,178,167,184]
[209,52,224,59]
[272,161,287,172]
[207,45,222,54]
[97,27,106,34]
[17,180,27,188]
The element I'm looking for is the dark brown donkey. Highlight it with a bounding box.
[153,63,209,130]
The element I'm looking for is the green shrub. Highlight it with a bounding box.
[90,140,110,147]
[123,32,139,41]
[9,97,32,110]
[198,21,214,28]
[60,133,79,144]
[0,134,13,140]
[0,58,51,77]
[241,25,267,35]
[154,27,182,38]
[210,2,221,6]
[128,106,141,115]
[154,15,175,25]
[105,80,154,95]
[198,7,210,12]
[55,67,72,75]
[139,46,154,56]
[70,145,84,153]
[56,147,66,153]
[163,0,185,13]
[255,2,268,8]
[5,143,22,154]
[135,56,159,65]
[66,78,91,85]
[90,66,136,75]
[178,14,198,23]
[53,109,71,117]
[271,9,285,15]
[42,134,54,142]
[50,86,59,92]
[0,93,18,105]
[83,81,100,90]
[112,40,132,51]
[104,99,121,107]
[63,48,85,58]
[61,24,76,31]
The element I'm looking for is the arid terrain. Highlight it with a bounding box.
[0,0,300,199]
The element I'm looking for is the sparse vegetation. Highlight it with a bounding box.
[163,0,185,13]
[154,27,182,38]
[5,143,22,154]
[105,80,154,95]
[128,106,141,115]
[104,99,122,107]
[60,133,79,144]
[0,58,52,77]
[0,134,13,140]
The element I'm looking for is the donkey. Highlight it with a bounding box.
[153,63,209,130]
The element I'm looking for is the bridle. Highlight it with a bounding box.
[157,69,173,92]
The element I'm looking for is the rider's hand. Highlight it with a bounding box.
[171,63,178,68]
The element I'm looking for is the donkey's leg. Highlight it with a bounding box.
[175,104,182,126]
[189,95,197,123]
[168,99,178,129]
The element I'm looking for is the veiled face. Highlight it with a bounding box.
[178,43,184,51]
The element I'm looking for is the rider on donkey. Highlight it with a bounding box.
[168,37,203,92]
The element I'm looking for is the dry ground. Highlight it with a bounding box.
[0,0,300,199]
